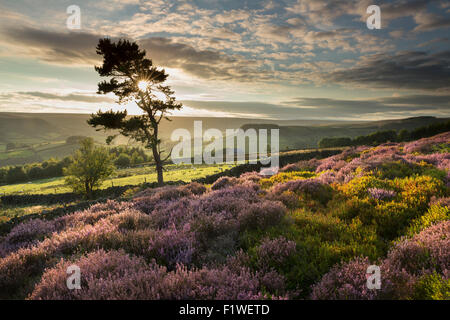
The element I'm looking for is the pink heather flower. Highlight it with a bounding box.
[368,188,397,200]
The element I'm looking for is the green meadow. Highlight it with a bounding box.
[0,163,231,196]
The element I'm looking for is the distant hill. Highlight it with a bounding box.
[241,116,449,150]
[0,113,448,166]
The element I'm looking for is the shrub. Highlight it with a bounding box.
[211,176,239,190]
[265,190,299,209]
[239,171,262,183]
[260,171,316,188]
[181,182,206,195]
[238,201,286,231]
[403,132,450,154]
[114,153,131,168]
[29,249,165,300]
[147,224,195,269]
[271,178,332,205]
[407,205,449,236]
[368,188,396,201]
[411,273,450,300]
[430,196,450,208]
[254,237,297,271]
[0,219,118,298]
[279,163,301,172]
[381,221,450,299]
[0,219,56,257]
[310,257,378,300]
[2,132,449,300]
[30,249,287,300]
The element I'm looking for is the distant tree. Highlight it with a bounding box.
[114,153,131,168]
[27,166,43,180]
[64,138,114,198]
[88,38,182,186]
[61,156,73,167]
[409,120,450,140]
[398,129,410,142]
[66,136,87,144]
[131,151,145,165]
[6,166,27,184]
[318,137,353,148]
[0,167,7,184]
[354,130,397,146]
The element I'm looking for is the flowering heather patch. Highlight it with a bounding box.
[403,132,450,154]
[0,218,118,298]
[29,249,158,300]
[381,220,450,299]
[368,188,397,201]
[182,182,207,195]
[316,159,347,173]
[316,170,337,184]
[271,178,325,195]
[430,196,450,208]
[311,221,450,300]
[238,201,286,231]
[280,163,301,172]
[260,171,316,188]
[310,257,379,300]
[132,183,206,214]
[29,249,287,300]
[1,133,448,300]
[0,200,130,258]
[239,171,262,183]
[0,219,56,257]
[147,224,195,269]
[265,190,299,209]
[255,237,297,271]
[211,176,240,190]
[270,178,332,205]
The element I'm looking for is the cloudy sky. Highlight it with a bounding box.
[0,0,449,120]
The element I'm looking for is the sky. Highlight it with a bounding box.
[0,0,449,120]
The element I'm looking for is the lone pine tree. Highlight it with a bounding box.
[88,38,182,186]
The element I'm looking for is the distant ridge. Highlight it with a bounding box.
[0,112,448,166]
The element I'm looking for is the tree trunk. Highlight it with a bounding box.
[152,144,164,186]
[85,181,92,199]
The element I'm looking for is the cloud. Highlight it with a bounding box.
[0,0,449,113]
[139,37,260,80]
[0,25,260,81]
[324,51,450,91]
[0,91,113,113]
[0,26,99,65]
[285,0,450,33]
[16,92,115,103]
[413,11,450,31]
[182,94,450,120]
[417,37,450,47]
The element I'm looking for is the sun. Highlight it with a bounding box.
[137,80,150,91]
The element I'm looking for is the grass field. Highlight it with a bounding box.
[0,204,64,224]
[0,163,232,195]
[0,141,81,165]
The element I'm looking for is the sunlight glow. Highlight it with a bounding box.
[138,80,150,91]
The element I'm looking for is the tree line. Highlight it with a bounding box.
[318,120,450,148]
[0,145,151,185]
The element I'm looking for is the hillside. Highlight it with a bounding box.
[0,132,448,300]
[1,113,448,166]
